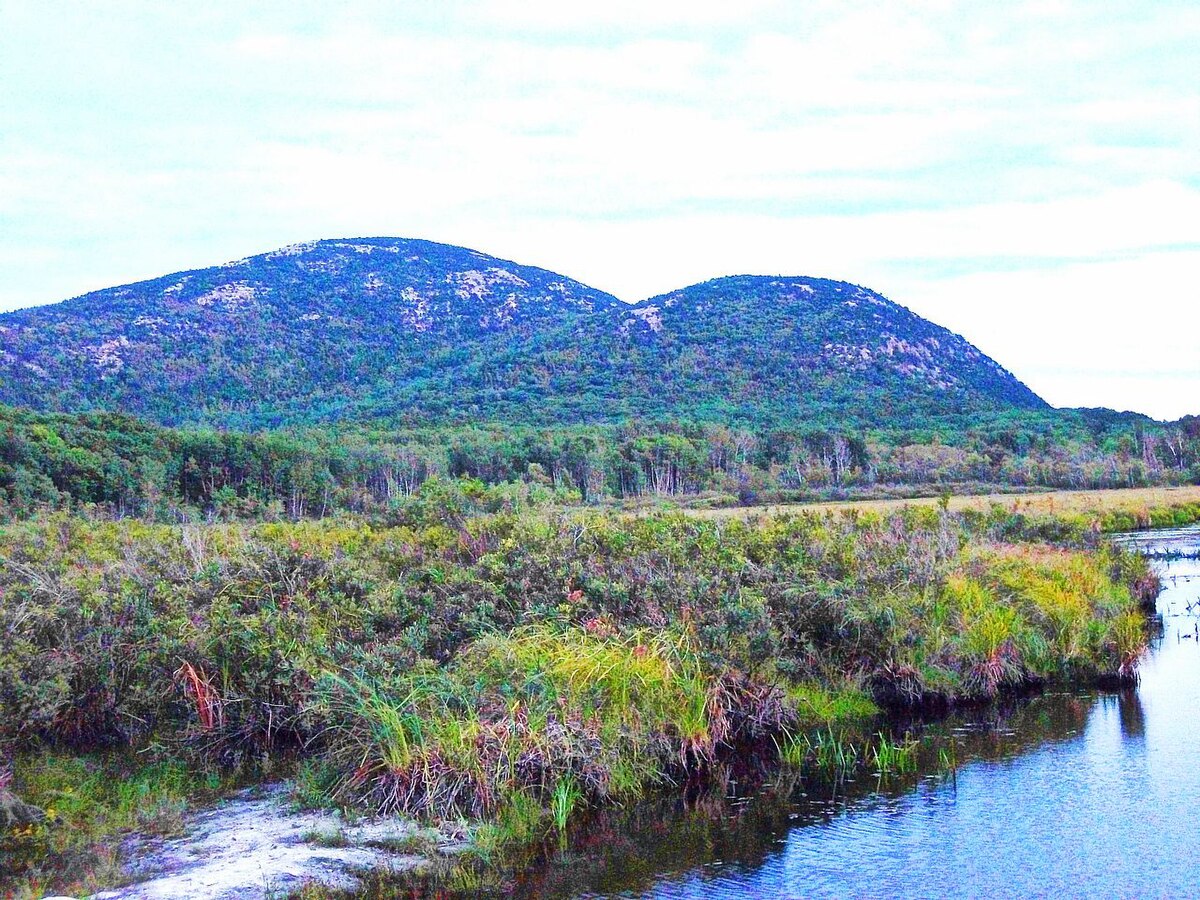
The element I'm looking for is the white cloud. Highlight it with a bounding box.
[0,1,1197,417]
[466,0,782,31]
[888,249,1200,420]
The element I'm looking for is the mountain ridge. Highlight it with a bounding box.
[0,236,1048,429]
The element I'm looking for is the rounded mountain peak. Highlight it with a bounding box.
[618,273,1046,415]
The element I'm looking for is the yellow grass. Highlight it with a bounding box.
[683,485,1200,520]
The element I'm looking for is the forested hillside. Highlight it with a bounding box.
[1,237,1193,522]
[0,239,621,426]
[0,238,1045,429]
[2,402,1196,520]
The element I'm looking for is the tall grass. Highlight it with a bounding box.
[313,625,758,826]
[3,753,230,897]
[0,504,1159,894]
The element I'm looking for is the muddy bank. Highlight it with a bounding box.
[85,784,470,900]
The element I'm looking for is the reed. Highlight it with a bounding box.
[550,775,582,835]
[870,732,918,775]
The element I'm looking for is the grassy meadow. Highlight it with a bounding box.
[0,492,1192,896]
[686,484,1200,523]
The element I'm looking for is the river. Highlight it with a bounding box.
[514,526,1200,898]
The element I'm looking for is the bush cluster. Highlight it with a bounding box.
[0,507,1152,786]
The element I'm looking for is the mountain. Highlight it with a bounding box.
[609,276,1046,423]
[0,237,1048,428]
[0,238,621,426]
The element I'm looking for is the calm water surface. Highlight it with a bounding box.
[521,526,1200,899]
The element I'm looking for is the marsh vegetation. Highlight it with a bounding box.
[0,494,1185,896]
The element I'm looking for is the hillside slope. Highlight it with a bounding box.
[615,276,1047,422]
[0,238,621,426]
[0,239,1047,428]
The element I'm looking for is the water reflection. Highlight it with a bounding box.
[517,526,1200,899]
[1117,688,1145,740]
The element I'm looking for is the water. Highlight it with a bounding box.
[521,527,1200,899]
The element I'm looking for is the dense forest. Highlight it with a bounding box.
[1,403,1197,521]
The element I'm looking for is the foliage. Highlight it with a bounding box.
[0,401,1197,522]
[0,508,1152,765]
[0,500,1162,895]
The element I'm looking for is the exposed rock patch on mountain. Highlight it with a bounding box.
[0,238,1046,428]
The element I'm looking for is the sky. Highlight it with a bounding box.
[1,1,1198,419]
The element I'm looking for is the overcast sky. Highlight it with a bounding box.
[1,1,1197,418]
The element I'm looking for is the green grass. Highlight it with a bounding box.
[784,727,862,775]
[0,504,1162,896]
[775,727,917,781]
[363,828,443,854]
[3,753,233,897]
[316,625,735,825]
[302,826,349,848]
[871,732,918,776]
[786,682,880,726]
[292,759,342,811]
[549,776,582,836]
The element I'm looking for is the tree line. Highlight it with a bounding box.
[1,403,1197,520]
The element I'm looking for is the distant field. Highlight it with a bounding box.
[684,485,1200,520]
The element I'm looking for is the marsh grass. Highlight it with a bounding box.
[776,728,862,777]
[870,732,918,776]
[2,752,232,897]
[549,776,582,836]
[937,744,959,786]
[315,625,747,826]
[807,729,861,775]
[688,486,1200,528]
[0,503,1162,896]
[775,726,924,787]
